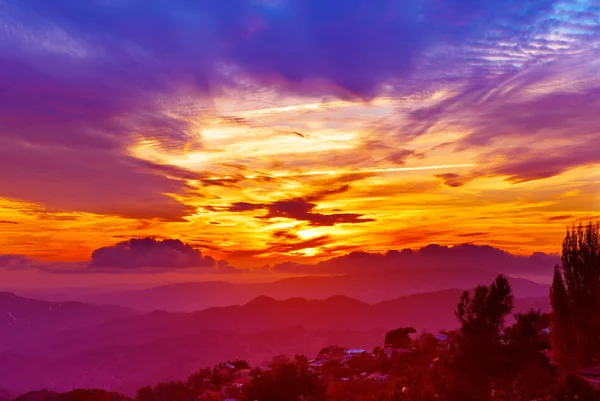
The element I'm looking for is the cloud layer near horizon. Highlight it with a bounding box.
[0,238,559,284]
[0,0,598,267]
[90,238,218,270]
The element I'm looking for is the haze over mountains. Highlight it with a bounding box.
[18,244,556,311]
[51,271,549,312]
[0,244,557,397]
[0,287,549,395]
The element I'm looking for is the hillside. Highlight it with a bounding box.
[0,292,137,352]
[40,269,551,312]
[0,290,550,395]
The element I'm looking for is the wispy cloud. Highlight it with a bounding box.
[0,0,599,265]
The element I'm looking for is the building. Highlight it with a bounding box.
[368,372,388,382]
[345,348,366,355]
[383,347,411,358]
[230,376,252,389]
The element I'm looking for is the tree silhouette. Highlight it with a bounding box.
[243,355,326,401]
[436,274,514,401]
[384,327,416,349]
[551,221,600,370]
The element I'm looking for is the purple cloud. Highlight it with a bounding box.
[217,194,375,227]
[435,173,467,187]
[407,55,600,183]
[264,198,375,226]
[0,0,593,220]
[90,237,217,270]
[0,146,195,221]
[272,243,560,277]
[0,255,38,271]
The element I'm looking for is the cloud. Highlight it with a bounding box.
[217,194,375,227]
[264,198,375,226]
[90,237,218,270]
[305,185,351,202]
[227,202,266,213]
[491,143,600,183]
[1,243,561,280]
[0,254,38,271]
[0,145,196,221]
[435,173,467,187]
[271,243,560,277]
[403,54,600,183]
[0,254,84,273]
[3,0,559,99]
[546,215,573,222]
[0,0,588,221]
[457,232,490,238]
[271,230,301,241]
[387,149,424,165]
[265,235,332,254]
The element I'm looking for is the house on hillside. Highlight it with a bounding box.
[383,347,411,358]
[434,333,450,350]
[342,348,366,363]
[309,359,325,369]
[235,369,252,378]
[230,376,252,389]
[578,363,600,389]
[317,347,347,362]
[368,372,388,382]
[345,348,366,355]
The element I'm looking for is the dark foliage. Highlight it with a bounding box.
[384,328,416,349]
[242,355,326,401]
[551,222,600,370]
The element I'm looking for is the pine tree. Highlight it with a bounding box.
[551,221,600,370]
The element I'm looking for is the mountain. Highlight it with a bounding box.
[43,268,550,312]
[78,281,242,312]
[0,327,382,396]
[16,289,549,358]
[0,290,550,395]
[0,292,137,353]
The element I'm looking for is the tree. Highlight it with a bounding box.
[15,391,59,401]
[436,274,515,401]
[226,359,250,370]
[455,274,514,340]
[135,382,194,401]
[17,390,131,401]
[384,327,416,349]
[501,310,555,400]
[243,355,326,401]
[551,221,600,370]
[56,390,131,401]
[505,309,551,365]
[416,333,438,356]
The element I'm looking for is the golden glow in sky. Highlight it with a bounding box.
[0,0,599,278]
[1,89,598,269]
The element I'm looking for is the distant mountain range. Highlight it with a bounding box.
[0,292,136,351]
[1,250,553,396]
[0,288,550,395]
[20,268,550,312]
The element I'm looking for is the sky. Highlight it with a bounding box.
[0,0,599,284]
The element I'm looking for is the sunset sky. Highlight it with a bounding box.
[0,0,599,284]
